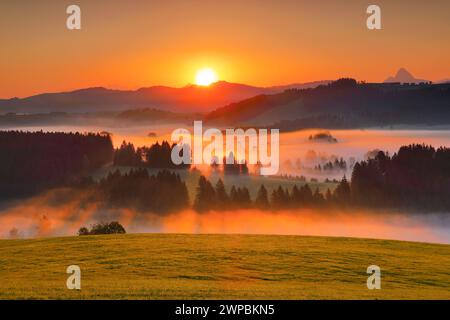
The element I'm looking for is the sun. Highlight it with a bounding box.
[195,68,218,86]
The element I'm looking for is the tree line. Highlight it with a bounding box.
[97,169,189,213]
[194,144,450,212]
[0,130,113,199]
[351,144,450,210]
[115,140,249,175]
[192,175,350,211]
[113,140,190,169]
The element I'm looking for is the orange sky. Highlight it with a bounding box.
[1,0,449,98]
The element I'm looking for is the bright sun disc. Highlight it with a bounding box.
[195,68,218,86]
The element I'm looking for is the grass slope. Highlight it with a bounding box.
[0,234,449,299]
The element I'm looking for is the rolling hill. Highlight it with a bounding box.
[205,78,450,129]
[0,234,448,299]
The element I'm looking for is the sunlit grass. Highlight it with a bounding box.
[0,234,448,299]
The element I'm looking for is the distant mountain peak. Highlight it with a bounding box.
[384,68,429,84]
[396,67,413,79]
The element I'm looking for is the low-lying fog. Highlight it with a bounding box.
[6,125,450,180]
[1,190,449,244]
[2,125,450,244]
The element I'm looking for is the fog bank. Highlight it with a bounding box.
[1,191,449,244]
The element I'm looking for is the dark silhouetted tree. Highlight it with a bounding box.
[194,176,216,211]
[333,176,351,205]
[255,184,269,208]
[215,179,229,206]
[113,141,141,166]
[271,186,289,208]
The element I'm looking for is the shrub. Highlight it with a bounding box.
[78,221,126,236]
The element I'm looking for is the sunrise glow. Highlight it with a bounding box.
[195,68,218,86]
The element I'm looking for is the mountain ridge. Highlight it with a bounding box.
[0,80,331,114]
[205,79,450,129]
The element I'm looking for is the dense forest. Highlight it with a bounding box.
[0,131,113,199]
[194,144,450,212]
[192,176,343,211]
[113,140,190,169]
[109,143,450,212]
[97,169,189,213]
[351,144,450,211]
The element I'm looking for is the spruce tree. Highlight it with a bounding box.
[255,184,270,208]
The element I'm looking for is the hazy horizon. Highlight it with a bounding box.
[0,70,445,100]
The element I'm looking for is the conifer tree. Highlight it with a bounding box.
[194,176,216,211]
[255,184,270,208]
[215,178,229,205]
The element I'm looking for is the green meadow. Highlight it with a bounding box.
[0,234,449,299]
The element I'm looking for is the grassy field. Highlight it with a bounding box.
[0,234,449,299]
